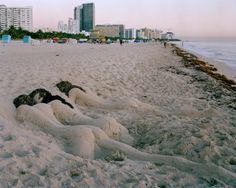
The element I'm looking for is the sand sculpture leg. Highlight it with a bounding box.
[100,136,236,186]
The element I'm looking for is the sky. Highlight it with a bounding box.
[1,0,236,37]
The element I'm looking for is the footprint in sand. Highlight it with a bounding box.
[0,152,13,159]
[14,150,30,158]
[2,134,16,141]
[20,173,43,187]
[31,146,41,157]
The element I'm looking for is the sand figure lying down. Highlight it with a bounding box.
[56,81,167,116]
[14,90,133,144]
[15,103,236,186]
[56,81,219,118]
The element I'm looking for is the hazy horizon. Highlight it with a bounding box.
[1,0,236,37]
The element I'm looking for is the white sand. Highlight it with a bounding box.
[0,41,236,187]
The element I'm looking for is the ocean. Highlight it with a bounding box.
[179,37,236,72]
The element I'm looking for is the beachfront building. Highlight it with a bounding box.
[57,19,80,34]
[68,18,80,34]
[161,32,174,40]
[74,5,83,31]
[0,4,33,31]
[58,21,68,33]
[57,21,65,32]
[125,28,136,39]
[74,3,95,32]
[82,3,95,32]
[136,29,145,39]
[140,28,162,40]
[151,29,162,39]
[95,24,125,38]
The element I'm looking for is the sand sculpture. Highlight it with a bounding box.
[56,81,167,116]
[14,89,133,144]
[13,88,236,185]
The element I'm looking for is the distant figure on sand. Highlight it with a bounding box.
[119,39,123,46]
[164,41,167,48]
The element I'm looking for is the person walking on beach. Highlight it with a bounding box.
[164,41,167,48]
[119,38,123,46]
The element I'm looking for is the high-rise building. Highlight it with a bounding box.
[82,3,95,32]
[58,18,80,34]
[0,5,32,31]
[57,21,64,32]
[68,18,73,33]
[68,18,80,34]
[118,25,125,38]
[57,20,68,33]
[74,3,95,32]
[74,5,83,31]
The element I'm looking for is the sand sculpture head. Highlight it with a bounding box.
[56,81,86,96]
[56,81,74,96]
[13,88,74,109]
[29,88,74,109]
[29,88,52,103]
[13,94,35,108]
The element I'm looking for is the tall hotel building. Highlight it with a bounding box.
[0,5,33,31]
[74,3,95,32]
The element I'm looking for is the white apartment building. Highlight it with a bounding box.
[136,29,145,39]
[68,18,80,34]
[58,19,80,34]
[0,5,32,31]
[125,28,136,39]
[57,21,65,32]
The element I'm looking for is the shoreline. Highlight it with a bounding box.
[176,42,236,82]
[171,43,236,91]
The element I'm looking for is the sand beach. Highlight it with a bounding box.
[0,41,235,187]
